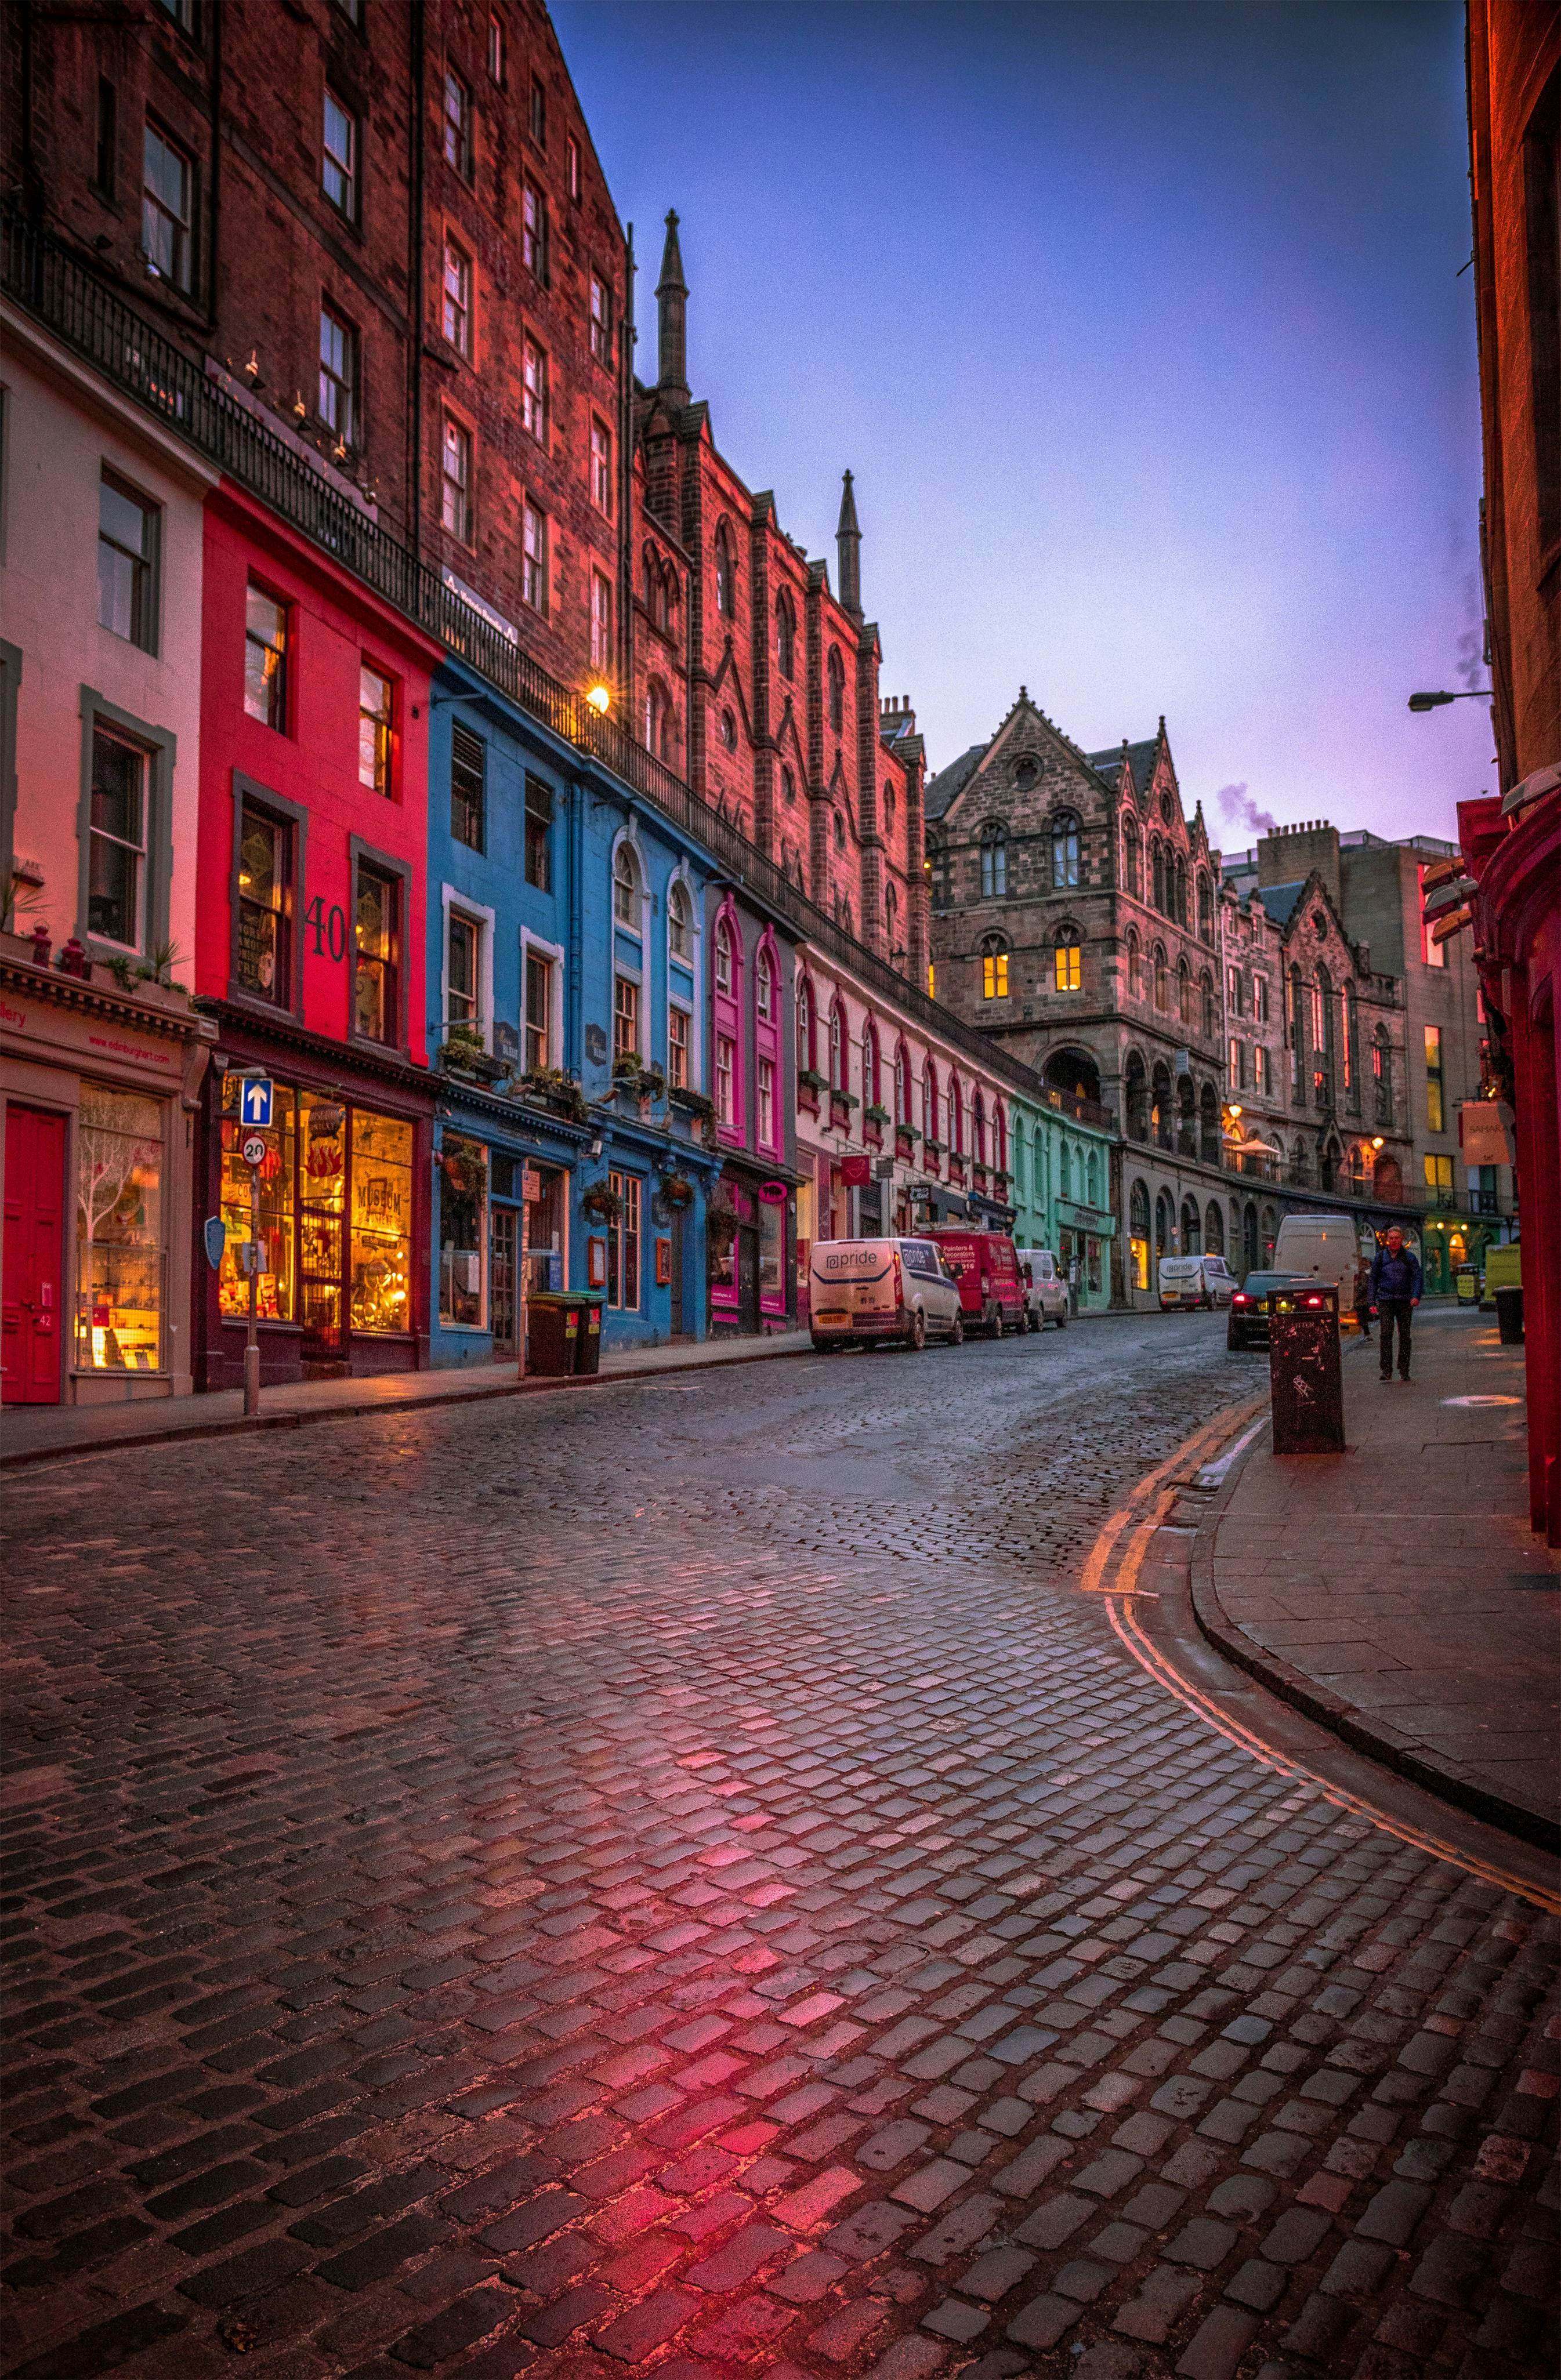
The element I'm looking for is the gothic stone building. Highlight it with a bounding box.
[926,698,1234,1301]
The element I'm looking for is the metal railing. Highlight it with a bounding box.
[3,205,1076,1122]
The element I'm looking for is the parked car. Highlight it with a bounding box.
[807,1238,964,1353]
[928,1228,1027,1337]
[1227,1271,1313,1351]
[1015,1247,1069,1329]
[1158,1254,1238,1311]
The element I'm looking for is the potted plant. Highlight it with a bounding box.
[581,1178,624,1224]
[669,1084,715,1120]
[518,1066,589,1122]
[439,1138,490,1200]
[660,1173,696,1211]
[797,1066,828,1099]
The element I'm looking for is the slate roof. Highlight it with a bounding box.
[1258,880,1305,926]
[1086,737,1159,792]
[923,742,990,823]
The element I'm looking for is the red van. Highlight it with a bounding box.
[928,1228,1026,1337]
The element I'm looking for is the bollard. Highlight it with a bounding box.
[1268,1282,1345,1454]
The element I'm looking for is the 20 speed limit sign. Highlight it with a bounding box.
[242,1134,268,1168]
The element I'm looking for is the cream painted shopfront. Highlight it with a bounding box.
[1,935,213,1405]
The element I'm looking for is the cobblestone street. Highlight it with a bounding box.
[2,1317,1557,2380]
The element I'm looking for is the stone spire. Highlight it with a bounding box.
[836,470,861,618]
[655,210,689,404]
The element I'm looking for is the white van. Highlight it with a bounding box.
[1271,1213,1370,1305]
[808,1238,964,1353]
[1157,1254,1237,1311]
[1015,1249,1069,1329]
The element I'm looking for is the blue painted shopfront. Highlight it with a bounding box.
[425,655,722,1362]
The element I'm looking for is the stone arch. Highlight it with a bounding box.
[1181,1195,1202,1255]
[1204,1200,1225,1256]
[1044,1047,1100,1105]
[1199,1078,1220,1164]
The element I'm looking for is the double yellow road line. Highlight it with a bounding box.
[1081,1397,1561,1918]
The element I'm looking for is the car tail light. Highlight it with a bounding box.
[893,1254,903,1307]
[1232,1293,1250,1307]
[1304,1293,1324,1307]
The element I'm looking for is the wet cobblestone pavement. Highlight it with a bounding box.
[2,1316,1557,2380]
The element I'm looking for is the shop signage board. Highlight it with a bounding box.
[1458,1100,1515,1167]
[240,1077,274,1127]
[841,1154,871,1187]
[202,1217,226,1270]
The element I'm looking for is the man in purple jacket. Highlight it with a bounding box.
[1370,1227,1423,1381]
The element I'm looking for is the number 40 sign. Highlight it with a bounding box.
[304,898,348,962]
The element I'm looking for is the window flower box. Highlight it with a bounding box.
[864,1104,890,1127]
[670,1084,715,1122]
[896,1124,920,1159]
[797,1066,827,1116]
[829,1090,858,1131]
[517,1066,589,1123]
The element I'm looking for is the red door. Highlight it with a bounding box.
[2,1105,67,1404]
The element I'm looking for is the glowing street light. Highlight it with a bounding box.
[585,683,611,716]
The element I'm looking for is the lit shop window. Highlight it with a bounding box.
[220,1082,298,1322]
[350,1112,413,1332]
[75,1084,163,1372]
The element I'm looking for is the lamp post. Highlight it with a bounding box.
[1406,690,1490,712]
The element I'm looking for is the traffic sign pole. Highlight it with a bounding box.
[245,1154,261,1418]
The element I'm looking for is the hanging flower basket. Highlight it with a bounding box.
[706,1195,738,1251]
[439,1139,490,1200]
[661,1174,696,1211]
[581,1180,624,1224]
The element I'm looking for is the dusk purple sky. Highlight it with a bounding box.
[552,0,1493,851]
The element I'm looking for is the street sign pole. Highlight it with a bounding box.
[245,1157,260,1418]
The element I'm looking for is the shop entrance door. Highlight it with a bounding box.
[2,1105,66,1404]
[491,1206,518,1357]
[298,1098,346,1369]
[669,1210,685,1336]
[737,1224,760,1333]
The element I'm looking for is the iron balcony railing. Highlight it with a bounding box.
[2,205,1080,1121]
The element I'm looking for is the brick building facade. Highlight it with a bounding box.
[5,0,629,695]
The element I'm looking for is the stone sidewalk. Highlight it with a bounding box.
[0,1329,813,1470]
[1194,1307,1561,1849]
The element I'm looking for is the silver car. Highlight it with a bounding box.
[1015,1247,1070,1330]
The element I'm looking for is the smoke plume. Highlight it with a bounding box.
[1215,782,1277,837]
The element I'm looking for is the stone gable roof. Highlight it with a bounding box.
[1259,880,1305,926]
[923,742,988,823]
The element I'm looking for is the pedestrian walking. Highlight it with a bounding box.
[1352,1256,1374,1343]
[1369,1226,1422,1381]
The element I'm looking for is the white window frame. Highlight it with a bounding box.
[440,884,494,1048]
[519,925,564,1071]
[665,862,702,1089]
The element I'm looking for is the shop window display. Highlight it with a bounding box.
[350,1112,412,1332]
[220,1079,298,1322]
[75,1084,164,1370]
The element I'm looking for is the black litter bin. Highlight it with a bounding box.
[1267,1282,1345,1454]
[1495,1285,1525,1345]
[574,1290,606,1376]
[527,1291,581,1377]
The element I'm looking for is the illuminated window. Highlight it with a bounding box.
[236,800,292,1004]
[354,863,400,1045]
[358,664,393,796]
[1055,941,1081,992]
[75,1085,164,1373]
[981,937,1009,1000]
[244,585,288,729]
[1424,1025,1444,1133]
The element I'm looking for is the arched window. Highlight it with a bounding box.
[833,808,846,851]
[923,1059,938,1146]
[714,914,733,994]
[948,1076,964,1155]
[714,522,735,618]
[1060,1140,1073,1199]
[644,678,672,760]
[776,592,795,679]
[1121,813,1142,900]
[828,1001,845,1092]
[1086,1149,1100,1205]
[1347,1144,1365,1196]
[1200,970,1215,1038]
[1372,1027,1392,1125]
[894,1043,909,1126]
[885,880,899,951]
[1197,870,1212,942]
[1178,955,1192,1025]
[1129,1178,1151,1288]
[1151,838,1165,913]
[980,822,1008,898]
[1204,1200,1224,1256]
[1155,1188,1174,1258]
[667,877,691,962]
[1182,1195,1202,1255]
[796,974,815,1072]
[1153,944,1169,1010]
[1173,853,1187,925]
[973,1090,987,1168]
[862,1023,881,1112]
[1051,812,1081,890]
[781,764,796,808]
[1341,980,1357,1101]
[613,840,641,928]
[882,782,896,827]
[719,708,737,751]
[981,934,1010,1001]
[755,944,774,1021]
[827,648,845,734]
[1127,928,1142,999]
[1054,934,1081,992]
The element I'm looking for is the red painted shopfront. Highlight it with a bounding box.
[191,484,439,1388]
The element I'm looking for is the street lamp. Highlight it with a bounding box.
[585,683,611,716]
[1407,690,1489,712]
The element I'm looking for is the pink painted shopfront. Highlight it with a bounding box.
[707,892,798,1335]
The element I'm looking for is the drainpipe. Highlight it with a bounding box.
[205,0,222,336]
[566,780,585,1078]
[408,0,425,561]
